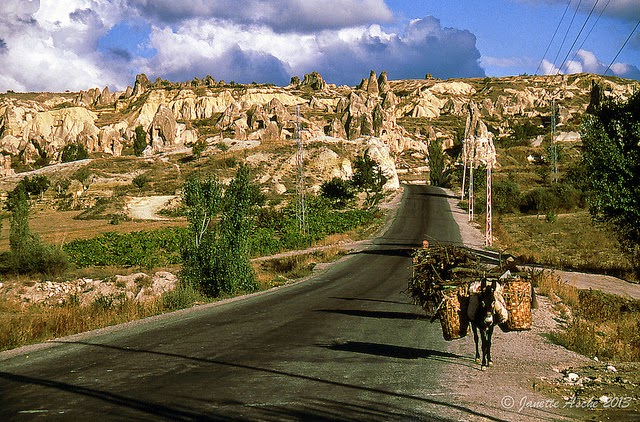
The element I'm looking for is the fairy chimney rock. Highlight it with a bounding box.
[367,70,379,95]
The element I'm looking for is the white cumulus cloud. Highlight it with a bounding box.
[137,15,484,86]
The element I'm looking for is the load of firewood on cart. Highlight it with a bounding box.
[408,243,535,341]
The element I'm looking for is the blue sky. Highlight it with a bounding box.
[1,0,639,92]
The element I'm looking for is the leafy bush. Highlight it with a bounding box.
[132,174,150,191]
[519,183,585,215]
[2,181,69,276]
[61,143,89,163]
[493,179,521,214]
[320,177,355,208]
[161,284,203,311]
[181,167,260,297]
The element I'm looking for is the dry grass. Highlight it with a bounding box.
[534,271,640,362]
[0,296,163,351]
[496,212,634,278]
[255,247,346,289]
[0,281,207,352]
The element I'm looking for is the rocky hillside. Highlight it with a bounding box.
[1,71,638,194]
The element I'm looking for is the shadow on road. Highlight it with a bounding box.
[329,296,408,306]
[316,308,429,320]
[1,340,506,421]
[354,247,415,258]
[323,341,462,360]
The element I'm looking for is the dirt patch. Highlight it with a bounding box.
[126,195,177,220]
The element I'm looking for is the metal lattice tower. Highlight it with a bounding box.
[461,139,467,201]
[468,164,474,222]
[552,98,558,183]
[295,106,307,234]
[485,165,492,246]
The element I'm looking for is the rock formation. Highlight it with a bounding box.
[132,73,151,97]
[0,154,14,177]
[148,104,178,153]
[1,71,637,204]
[299,72,326,90]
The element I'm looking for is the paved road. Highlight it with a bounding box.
[0,185,498,421]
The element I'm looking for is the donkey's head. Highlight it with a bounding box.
[478,279,498,327]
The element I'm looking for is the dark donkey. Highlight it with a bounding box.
[468,279,503,370]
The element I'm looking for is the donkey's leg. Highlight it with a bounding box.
[472,323,480,363]
[486,325,495,366]
[480,330,490,370]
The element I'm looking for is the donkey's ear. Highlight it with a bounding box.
[491,280,497,290]
[481,278,487,289]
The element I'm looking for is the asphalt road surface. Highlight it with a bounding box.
[0,185,497,421]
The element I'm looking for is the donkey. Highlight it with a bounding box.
[468,279,502,370]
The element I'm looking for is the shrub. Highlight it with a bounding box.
[132,174,150,191]
[493,179,521,214]
[133,125,147,156]
[320,177,355,208]
[61,143,89,163]
[161,284,203,311]
[519,183,585,215]
[181,166,260,297]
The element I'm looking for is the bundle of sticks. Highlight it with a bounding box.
[408,245,483,310]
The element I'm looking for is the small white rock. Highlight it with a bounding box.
[593,356,599,362]
[567,373,580,383]
[606,365,617,373]
[599,395,610,404]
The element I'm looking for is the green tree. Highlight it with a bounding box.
[180,166,260,296]
[351,154,387,208]
[320,177,355,208]
[428,138,446,186]
[191,139,207,161]
[133,125,148,157]
[21,175,50,199]
[217,164,260,294]
[4,183,68,275]
[7,185,31,258]
[581,85,640,275]
[493,178,521,214]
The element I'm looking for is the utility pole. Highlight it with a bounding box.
[552,98,558,183]
[469,164,474,222]
[461,139,467,200]
[295,105,307,234]
[486,165,492,246]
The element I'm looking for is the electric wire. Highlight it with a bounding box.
[552,0,583,73]
[556,0,601,74]
[535,0,573,75]
[604,17,640,76]
[568,0,611,66]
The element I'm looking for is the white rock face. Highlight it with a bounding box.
[362,137,400,191]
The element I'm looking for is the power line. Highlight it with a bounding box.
[536,0,573,75]
[568,0,611,65]
[552,0,583,73]
[557,0,601,73]
[604,17,640,76]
